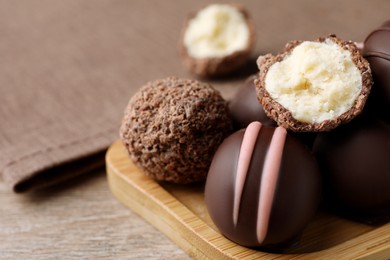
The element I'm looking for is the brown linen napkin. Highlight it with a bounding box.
[0,0,388,192]
[0,0,181,192]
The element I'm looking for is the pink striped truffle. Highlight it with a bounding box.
[205,122,321,249]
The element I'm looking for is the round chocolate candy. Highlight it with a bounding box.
[363,20,390,122]
[229,75,277,129]
[313,116,390,220]
[205,122,321,249]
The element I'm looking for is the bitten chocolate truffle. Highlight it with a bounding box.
[313,117,390,220]
[205,122,321,249]
[180,3,255,77]
[255,35,373,132]
[120,77,232,184]
[363,20,390,122]
[229,75,276,129]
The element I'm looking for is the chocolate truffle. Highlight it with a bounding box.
[229,75,276,129]
[120,77,232,184]
[363,20,390,122]
[313,116,390,219]
[255,35,373,132]
[205,122,321,249]
[180,3,255,77]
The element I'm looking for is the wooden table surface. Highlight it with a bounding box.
[0,168,189,259]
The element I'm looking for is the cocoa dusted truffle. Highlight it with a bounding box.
[313,116,390,220]
[363,20,390,122]
[205,122,321,249]
[255,35,373,132]
[180,3,255,77]
[229,75,276,129]
[120,77,232,184]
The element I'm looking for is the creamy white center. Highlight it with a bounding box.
[265,39,362,123]
[184,4,250,58]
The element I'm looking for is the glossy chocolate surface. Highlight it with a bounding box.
[205,122,321,249]
[229,75,276,129]
[363,20,390,122]
[314,117,390,219]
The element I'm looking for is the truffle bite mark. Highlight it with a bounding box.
[180,3,255,77]
[256,35,372,132]
[184,4,250,58]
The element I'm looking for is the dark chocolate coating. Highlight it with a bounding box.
[381,19,390,28]
[289,132,318,150]
[363,20,390,122]
[313,116,390,219]
[205,124,321,249]
[229,75,276,129]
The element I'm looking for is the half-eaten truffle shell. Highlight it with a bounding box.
[120,77,233,184]
[255,35,373,132]
[180,3,255,77]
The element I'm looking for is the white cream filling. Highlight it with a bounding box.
[184,4,250,58]
[265,39,362,124]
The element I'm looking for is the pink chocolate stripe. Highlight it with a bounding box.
[256,126,287,244]
[233,121,262,226]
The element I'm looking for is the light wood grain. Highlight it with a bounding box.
[0,165,189,259]
[107,140,390,259]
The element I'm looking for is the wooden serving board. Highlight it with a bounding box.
[106,140,390,259]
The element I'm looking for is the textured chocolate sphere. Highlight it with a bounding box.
[314,117,390,218]
[120,77,232,184]
[363,20,390,122]
[205,122,321,249]
[229,75,276,129]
